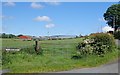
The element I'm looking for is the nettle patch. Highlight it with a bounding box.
[76,33,116,57]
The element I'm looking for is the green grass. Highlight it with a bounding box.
[2,38,34,48]
[2,38,120,73]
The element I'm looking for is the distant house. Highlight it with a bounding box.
[18,35,32,41]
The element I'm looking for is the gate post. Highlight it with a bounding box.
[35,40,40,54]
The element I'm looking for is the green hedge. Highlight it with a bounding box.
[76,33,116,57]
[114,31,120,40]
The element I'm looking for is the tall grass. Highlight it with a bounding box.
[2,38,120,73]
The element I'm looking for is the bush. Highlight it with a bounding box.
[90,33,115,51]
[114,31,120,40]
[76,33,116,57]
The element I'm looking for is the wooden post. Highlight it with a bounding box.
[35,40,40,54]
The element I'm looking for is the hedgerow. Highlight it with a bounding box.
[114,31,120,40]
[76,33,116,57]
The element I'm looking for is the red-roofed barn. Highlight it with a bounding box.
[18,36,32,41]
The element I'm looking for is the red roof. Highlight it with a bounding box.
[19,36,31,39]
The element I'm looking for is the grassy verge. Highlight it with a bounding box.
[2,38,120,73]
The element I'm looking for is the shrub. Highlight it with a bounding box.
[76,33,116,57]
[114,31,120,40]
[76,39,94,57]
[90,33,115,51]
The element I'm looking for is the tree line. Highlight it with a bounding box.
[0,33,23,38]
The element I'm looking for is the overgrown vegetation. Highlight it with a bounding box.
[114,31,120,40]
[2,37,119,73]
[76,33,116,57]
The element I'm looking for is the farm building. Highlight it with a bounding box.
[18,35,32,41]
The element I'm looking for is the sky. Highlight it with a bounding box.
[1,2,117,36]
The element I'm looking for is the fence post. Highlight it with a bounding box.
[35,40,40,54]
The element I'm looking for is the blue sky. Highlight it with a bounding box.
[2,2,117,36]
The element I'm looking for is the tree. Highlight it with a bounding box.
[0,33,16,38]
[17,34,23,37]
[9,34,16,38]
[1,33,8,38]
[103,4,120,31]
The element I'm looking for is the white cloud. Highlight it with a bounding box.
[47,2,60,5]
[45,23,55,28]
[44,0,60,5]
[98,18,106,22]
[0,15,14,20]
[34,16,51,22]
[31,2,44,9]
[4,2,15,7]
[102,26,114,32]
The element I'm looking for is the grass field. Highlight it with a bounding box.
[2,39,34,48]
[1,38,120,73]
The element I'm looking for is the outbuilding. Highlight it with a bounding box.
[18,35,32,41]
